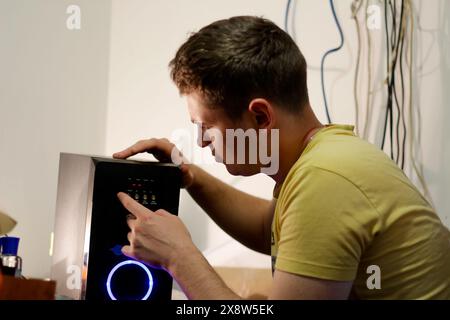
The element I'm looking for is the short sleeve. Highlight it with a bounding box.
[275,166,379,281]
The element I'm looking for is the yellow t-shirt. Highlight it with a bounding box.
[271,124,450,299]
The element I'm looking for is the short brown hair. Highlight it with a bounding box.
[169,16,309,119]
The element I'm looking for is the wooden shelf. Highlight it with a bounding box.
[0,275,56,300]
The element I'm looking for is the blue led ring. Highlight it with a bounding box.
[106,260,153,300]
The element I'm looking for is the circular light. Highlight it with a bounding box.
[106,260,153,300]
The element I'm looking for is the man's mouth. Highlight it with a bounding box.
[212,151,224,163]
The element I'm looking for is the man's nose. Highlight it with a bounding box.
[197,136,212,148]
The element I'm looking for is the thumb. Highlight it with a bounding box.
[121,245,134,258]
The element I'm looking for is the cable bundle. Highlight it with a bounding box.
[284,0,432,203]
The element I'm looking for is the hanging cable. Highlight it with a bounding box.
[398,9,407,169]
[393,0,406,166]
[381,0,405,163]
[284,0,293,33]
[351,0,363,136]
[363,0,374,140]
[394,0,405,165]
[286,1,344,73]
[392,8,404,165]
[391,1,401,164]
[347,0,430,201]
[381,0,391,154]
[320,0,345,124]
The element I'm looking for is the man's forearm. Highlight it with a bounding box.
[185,164,273,254]
[170,245,241,300]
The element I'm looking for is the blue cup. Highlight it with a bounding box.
[0,236,20,255]
[0,236,22,277]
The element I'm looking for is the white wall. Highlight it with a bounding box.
[1,0,449,279]
[0,0,111,278]
[411,0,450,227]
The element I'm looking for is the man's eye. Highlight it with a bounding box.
[193,121,213,133]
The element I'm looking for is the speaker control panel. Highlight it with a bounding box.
[125,177,159,209]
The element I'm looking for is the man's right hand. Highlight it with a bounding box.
[113,138,194,188]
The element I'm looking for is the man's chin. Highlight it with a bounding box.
[223,164,256,177]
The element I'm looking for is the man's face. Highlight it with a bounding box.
[186,91,262,176]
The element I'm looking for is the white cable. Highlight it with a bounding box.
[351,0,363,136]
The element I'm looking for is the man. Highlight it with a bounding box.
[113,16,450,299]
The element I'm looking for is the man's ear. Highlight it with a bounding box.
[248,98,275,129]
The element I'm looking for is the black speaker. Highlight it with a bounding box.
[51,153,181,300]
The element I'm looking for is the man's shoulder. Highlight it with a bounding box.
[289,134,383,183]
[277,131,405,205]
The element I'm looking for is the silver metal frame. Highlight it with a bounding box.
[51,153,95,300]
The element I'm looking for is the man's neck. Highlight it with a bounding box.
[270,105,324,187]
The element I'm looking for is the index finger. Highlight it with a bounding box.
[113,139,157,159]
[117,192,153,220]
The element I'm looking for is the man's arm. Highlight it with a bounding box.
[170,245,241,300]
[269,270,353,300]
[170,242,353,300]
[118,192,353,300]
[186,164,275,255]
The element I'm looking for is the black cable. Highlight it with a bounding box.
[389,0,396,161]
[391,1,400,164]
[393,1,405,163]
[387,86,394,163]
[389,0,397,52]
[388,0,400,163]
[393,0,405,166]
[381,0,391,152]
[390,0,401,164]
[393,77,402,164]
[382,0,405,163]
[399,2,407,170]
[320,0,345,124]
